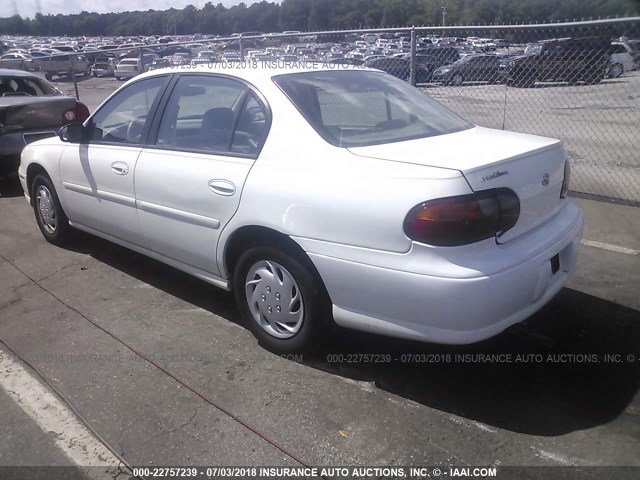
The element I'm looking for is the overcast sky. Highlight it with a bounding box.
[4,0,273,19]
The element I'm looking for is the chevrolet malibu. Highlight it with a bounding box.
[18,66,583,353]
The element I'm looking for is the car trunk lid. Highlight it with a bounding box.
[348,126,566,243]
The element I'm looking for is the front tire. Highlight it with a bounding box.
[32,174,73,246]
[234,246,332,354]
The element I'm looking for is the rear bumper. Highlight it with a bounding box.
[115,70,139,78]
[307,201,584,345]
[92,68,114,76]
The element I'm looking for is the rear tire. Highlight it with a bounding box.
[32,174,73,246]
[608,63,623,78]
[233,246,332,354]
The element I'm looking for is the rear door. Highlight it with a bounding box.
[134,74,269,275]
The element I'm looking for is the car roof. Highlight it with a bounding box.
[0,68,39,78]
[132,64,378,84]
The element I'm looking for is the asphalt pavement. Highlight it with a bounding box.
[0,166,639,475]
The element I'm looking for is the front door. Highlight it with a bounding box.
[60,75,167,246]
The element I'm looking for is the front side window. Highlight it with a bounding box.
[274,70,472,148]
[87,76,166,144]
[156,75,266,156]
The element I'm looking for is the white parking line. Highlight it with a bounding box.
[0,348,123,476]
[580,239,639,256]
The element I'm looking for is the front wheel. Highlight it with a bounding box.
[451,74,464,86]
[32,174,73,245]
[234,246,332,353]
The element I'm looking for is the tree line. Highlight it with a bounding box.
[0,0,637,37]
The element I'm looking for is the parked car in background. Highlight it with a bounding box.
[608,42,634,77]
[39,54,91,80]
[364,57,431,82]
[505,37,611,87]
[326,57,364,66]
[0,69,89,177]
[0,53,36,71]
[91,57,118,77]
[400,46,461,81]
[114,58,143,80]
[625,39,640,68]
[148,58,173,70]
[432,54,503,85]
[18,66,581,353]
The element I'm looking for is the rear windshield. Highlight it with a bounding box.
[273,70,472,148]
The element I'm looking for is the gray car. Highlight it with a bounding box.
[0,69,89,176]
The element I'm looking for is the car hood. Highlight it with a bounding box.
[509,54,532,62]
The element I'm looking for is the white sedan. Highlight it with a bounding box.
[18,65,583,353]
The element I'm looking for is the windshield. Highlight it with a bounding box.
[525,43,542,55]
[273,70,472,148]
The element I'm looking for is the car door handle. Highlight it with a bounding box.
[208,179,236,196]
[111,162,129,175]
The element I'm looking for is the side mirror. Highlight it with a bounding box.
[59,123,85,143]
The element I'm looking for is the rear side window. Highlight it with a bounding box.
[155,75,268,157]
[274,70,472,148]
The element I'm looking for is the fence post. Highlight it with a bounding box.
[70,54,79,101]
[410,27,417,86]
[239,34,245,61]
[139,46,144,73]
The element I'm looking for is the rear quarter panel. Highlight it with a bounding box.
[217,80,472,275]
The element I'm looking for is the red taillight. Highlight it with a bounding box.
[76,103,90,123]
[62,103,90,124]
[404,188,520,246]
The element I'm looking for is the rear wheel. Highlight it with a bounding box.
[609,63,624,78]
[32,174,73,245]
[234,246,332,354]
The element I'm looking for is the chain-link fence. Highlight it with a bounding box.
[1,17,638,202]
